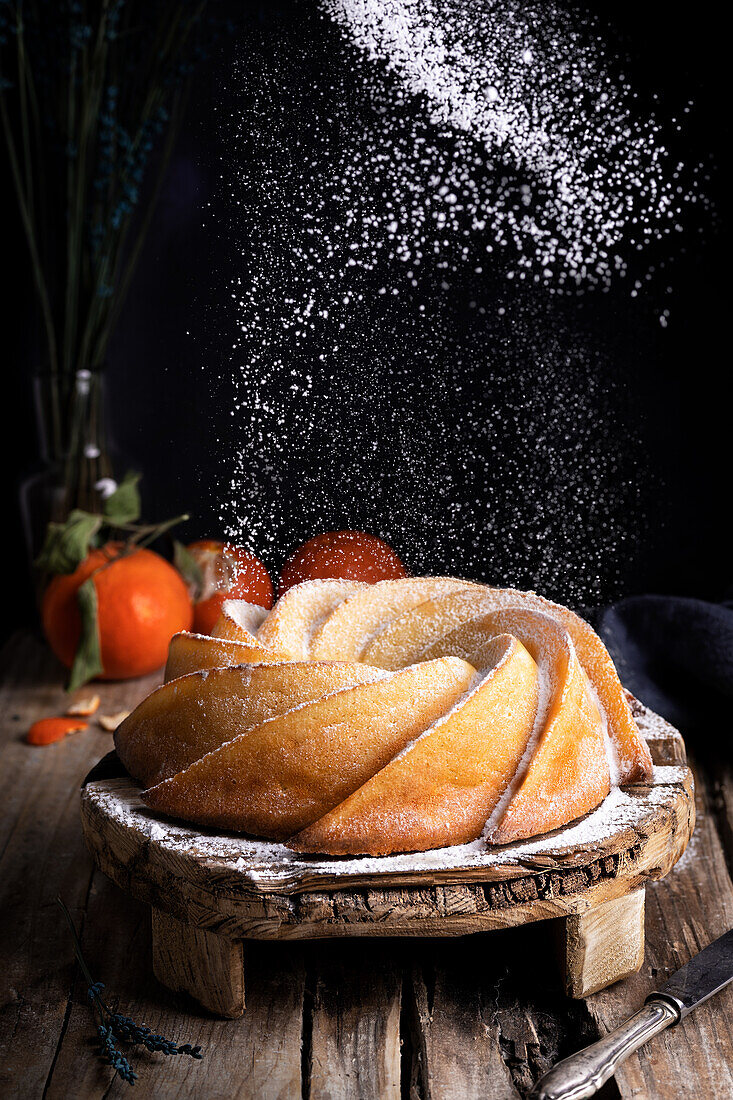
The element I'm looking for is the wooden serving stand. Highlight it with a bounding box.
[80,697,694,1018]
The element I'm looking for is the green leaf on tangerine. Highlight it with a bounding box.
[68,577,104,691]
[173,539,204,599]
[35,510,102,575]
[103,470,142,526]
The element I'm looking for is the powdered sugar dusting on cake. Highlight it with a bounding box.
[221,599,269,636]
[388,664,488,764]
[258,579,367,656]
[482,635,555,837]
[85,764,690,890]
[309,577,476,659]
[587,676,621,788]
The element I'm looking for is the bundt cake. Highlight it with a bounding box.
[115,577,653,856]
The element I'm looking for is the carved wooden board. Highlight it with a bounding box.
[79,697,693,1012]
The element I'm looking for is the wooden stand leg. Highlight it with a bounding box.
[151,908,245,1018]
[560,887,645,998]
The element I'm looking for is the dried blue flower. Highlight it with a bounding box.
[97,1024,138,1084]
[177,1043,204,1060]
[106,0,124,42]
[2,0,233,379]
[69,22,92,51]
[57,897,204,1088]
[87,981,105,1003]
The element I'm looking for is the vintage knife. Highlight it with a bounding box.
[530,927,733,1100]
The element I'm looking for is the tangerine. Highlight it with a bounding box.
[278,530,406,597]
[187,540,273,635]
[42,544,193,680]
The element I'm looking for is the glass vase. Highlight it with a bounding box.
[19,369,116,568]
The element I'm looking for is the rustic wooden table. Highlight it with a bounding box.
[2,632,733,1100]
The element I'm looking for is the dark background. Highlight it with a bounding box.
[1,0,729,640]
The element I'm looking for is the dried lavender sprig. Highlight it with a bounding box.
[97,1024,138,1086]
[108,1013,203,1059]
[57,897,204,1087]
[0,0,225,382]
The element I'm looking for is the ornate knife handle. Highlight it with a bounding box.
[529,998,680,1100]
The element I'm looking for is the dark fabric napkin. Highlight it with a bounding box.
[592,595,733,750]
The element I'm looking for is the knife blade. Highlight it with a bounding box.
[529,927,733,1100]
[654,927,733,1017]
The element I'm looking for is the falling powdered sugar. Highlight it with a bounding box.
[212,0,706,602]
[322,0,705,289]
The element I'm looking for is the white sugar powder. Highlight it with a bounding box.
[212,1,706,601]
[85,764,690,891]
[322,0,704,287]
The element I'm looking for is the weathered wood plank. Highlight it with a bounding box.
[0,634,157,1099]
[236,941,306,1100]
[308,940,402,1100]
[405,926,605,1100]
[581,764,733,1099]
[44,873,307,1099]
[407,942,521,1100]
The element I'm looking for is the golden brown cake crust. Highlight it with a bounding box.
[115,577,653,856]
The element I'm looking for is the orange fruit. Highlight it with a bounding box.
[42,543,193,680]
[187,540,273,635]
[278,530,406,597]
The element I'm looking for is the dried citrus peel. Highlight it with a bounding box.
[27,717,89,745]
